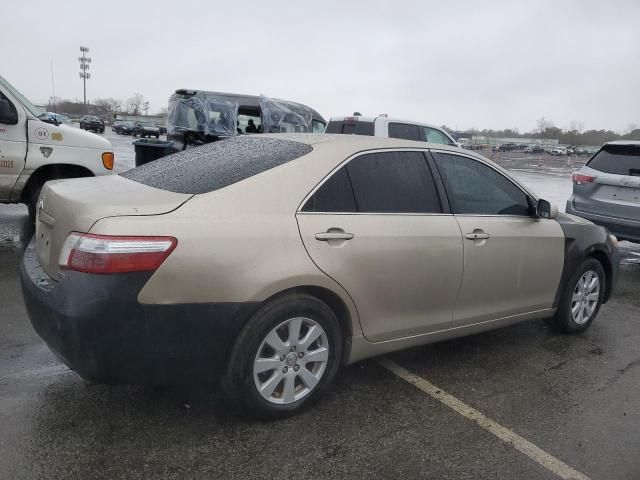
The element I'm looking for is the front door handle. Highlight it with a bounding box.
[465,232,490,240]
[315,231,354,241]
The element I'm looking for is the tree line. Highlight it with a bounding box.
[46,93,160,118]
[447,117,640,146]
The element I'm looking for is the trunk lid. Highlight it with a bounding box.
[35,175,192,279]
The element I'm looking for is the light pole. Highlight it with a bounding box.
[79,46,91,112]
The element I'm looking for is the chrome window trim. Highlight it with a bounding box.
[296,147,443,215]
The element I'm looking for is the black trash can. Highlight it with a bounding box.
[133,139,174,167]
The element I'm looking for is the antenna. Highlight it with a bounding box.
[50,61,57,114]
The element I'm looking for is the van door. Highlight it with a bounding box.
[0,90,27,201]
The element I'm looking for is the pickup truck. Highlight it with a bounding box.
[0,74,114,219]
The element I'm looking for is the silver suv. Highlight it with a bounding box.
[566,141,640,243]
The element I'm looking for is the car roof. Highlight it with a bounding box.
[260,132,477,156]
[328,115,447,131]
[604,140,640,146]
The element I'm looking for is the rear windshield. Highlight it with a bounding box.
[587,144,640,176]
[121,136,312,194]
[325,120,374,136]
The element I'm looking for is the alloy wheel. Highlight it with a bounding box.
[571,270,600,325]
[253,317,329,405]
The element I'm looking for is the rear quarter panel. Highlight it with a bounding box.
[88,146,364,334]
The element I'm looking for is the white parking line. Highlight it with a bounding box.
[378,359,590,480]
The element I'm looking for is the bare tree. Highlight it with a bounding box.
[567,120,585,133]
[535,117,554,134]
[142,101,150,116]
[125,93,145,116]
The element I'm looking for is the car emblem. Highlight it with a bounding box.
[40,146,53,158]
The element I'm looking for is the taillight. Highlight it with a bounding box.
[102,152,114,170]
[572,172,596,185]
[59,232,177,274]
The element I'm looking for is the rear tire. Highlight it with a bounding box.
[547,258,605,334]
[223,293,342,419]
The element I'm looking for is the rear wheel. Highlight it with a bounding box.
[223,293,342,419]
[547,258,605,334]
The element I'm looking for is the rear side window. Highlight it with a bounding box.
[587,144,640,176]
[121,136,312,194]
[388,123,421,141]
[302,168,356,212]
[325,120,374,135]
[347,151,441,213]
[434,153,531,216]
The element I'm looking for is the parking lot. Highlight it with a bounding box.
[1,129,640,479]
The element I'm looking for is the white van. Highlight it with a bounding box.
[0,75,114,218]
[325,114,460,147]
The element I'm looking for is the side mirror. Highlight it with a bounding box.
[536,199,558,219]
[0,99,18,125]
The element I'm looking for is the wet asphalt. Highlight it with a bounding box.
[1,133,639,479]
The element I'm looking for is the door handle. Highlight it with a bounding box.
[315,231,354,241]
[465,232,490,240]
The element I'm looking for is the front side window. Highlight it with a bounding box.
[434,153,531,216]
[388,122,421,141]
[424,127,454,146]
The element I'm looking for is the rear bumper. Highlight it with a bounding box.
[20,239,258,384]
[566,198,640,243]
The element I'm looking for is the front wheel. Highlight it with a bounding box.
[547,258,605,334]
[223,293,342,419]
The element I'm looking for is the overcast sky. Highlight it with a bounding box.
[2,0,639,132]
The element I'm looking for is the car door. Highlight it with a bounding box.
[432,151,565,324]
[0,91,26,201]
[296,150,464,342]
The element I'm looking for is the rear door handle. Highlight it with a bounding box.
[315,232,354,241]
[465,232,490,240]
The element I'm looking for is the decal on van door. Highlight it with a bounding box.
[40,147,53,158]
[34,127,49,141]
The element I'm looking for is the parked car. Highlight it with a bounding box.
[325,115,460,147]
[21,134,618,418]
[156,123,167,135]
[133,121,160,138]
[551,146,567,156]
[0,74,114,219]
[524,145,545,154]
[114,120,135,135]
[168,89,326,152]
[498,143,517,152]
[566,141,640,243]
[80,115,105,133]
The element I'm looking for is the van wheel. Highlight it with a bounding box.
[26,182,44,221]
[547,258,605,334]
[223,293,342,419]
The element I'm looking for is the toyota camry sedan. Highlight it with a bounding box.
[21,134,619,418]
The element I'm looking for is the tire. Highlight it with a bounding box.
[26,181,44,221]
[155,133,159,139]
[223,293,342,419]
[547,258,605,334]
